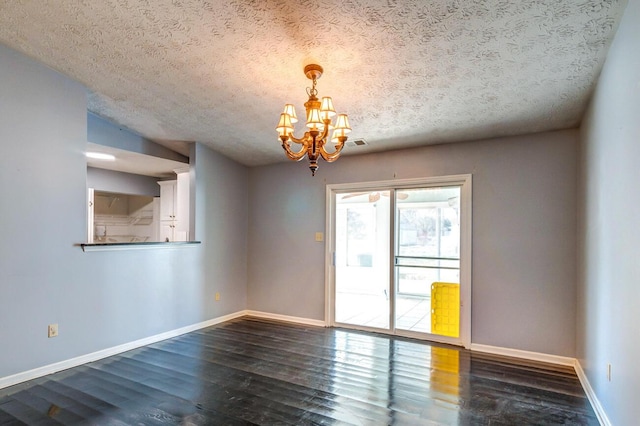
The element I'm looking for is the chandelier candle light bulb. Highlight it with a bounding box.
[276,64,351,176]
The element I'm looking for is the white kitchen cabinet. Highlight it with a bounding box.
[158,181,176,222]
[159,220,176,243]
[175,169,190,238]
[158,169,189,242]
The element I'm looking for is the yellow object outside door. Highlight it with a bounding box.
[431,282,460,337]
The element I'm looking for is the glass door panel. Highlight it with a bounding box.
[335,191,391,330]
[394,187,461,336]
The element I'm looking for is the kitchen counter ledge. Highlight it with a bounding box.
[79,241,201,252]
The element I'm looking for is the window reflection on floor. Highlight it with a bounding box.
[330,329,463,424]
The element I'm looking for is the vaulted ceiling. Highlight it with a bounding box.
[0,0,627,166]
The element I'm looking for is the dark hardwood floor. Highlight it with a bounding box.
[0,318,597,425]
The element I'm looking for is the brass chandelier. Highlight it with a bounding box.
[276,64,351,176]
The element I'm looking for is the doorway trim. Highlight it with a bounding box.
[324,174,472,349]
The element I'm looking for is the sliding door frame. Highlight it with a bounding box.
[324,174,472,349]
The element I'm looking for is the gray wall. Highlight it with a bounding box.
[0,43,248,379]
[248,130,578,357]
[577,0,639,424]
[88,112,188,163]
[193,142,249,318]
[87,167,161,197]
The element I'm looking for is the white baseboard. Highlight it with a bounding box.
[0,310,246,390]
[574,360,611,426]
[470,344,609,425]
[244,310,326,327]
[469,343,576,366]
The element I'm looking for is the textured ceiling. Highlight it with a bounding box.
[0,0,627,166]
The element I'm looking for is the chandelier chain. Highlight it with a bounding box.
[306,77,318,98]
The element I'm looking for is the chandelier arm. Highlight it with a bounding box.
[288,133,308,145]
[281,139,308,161]
[319,140,346,163]
[318,120,331,142]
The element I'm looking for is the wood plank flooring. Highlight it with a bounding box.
[0,318,598,425]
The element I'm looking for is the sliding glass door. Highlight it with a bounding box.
[334,191,391,329]
[394,187,461,336]
[329,176,471,347]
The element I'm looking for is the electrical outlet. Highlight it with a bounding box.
[215,292,220,301]
[315,232,324,242]
[607,363,612,382]
[48,324,58,338]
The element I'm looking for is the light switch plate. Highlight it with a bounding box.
[48,324,58,338]
[315,232,324,242]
